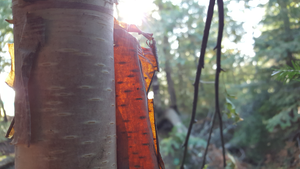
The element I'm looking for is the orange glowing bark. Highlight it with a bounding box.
[114,28,158,169]
[114,20,164,168]
[148,99,164,168]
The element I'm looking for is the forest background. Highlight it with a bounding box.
[0,0,300,168]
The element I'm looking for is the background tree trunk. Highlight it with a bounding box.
[277,0,294,66]
[12,0,116,168]
[163,37,178,111]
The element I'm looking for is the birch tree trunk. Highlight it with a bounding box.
[12,0,116,168]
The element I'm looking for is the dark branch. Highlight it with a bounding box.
[201,112,216,169]
[180,0,216,168]
[215,0,226,167]
[199,0,215,69]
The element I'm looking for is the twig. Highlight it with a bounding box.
[0,94,8,122]
[180,0,216,168]
[5,117,14,138]
[200,80,215,84]
[196,111,212,135]
[201,112,216,169]
[297,137,300,150]
[215,0,226,167]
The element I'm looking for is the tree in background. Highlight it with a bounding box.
[0,0,13,79]
[142,0,245,168]
[0,0,13,61]
[227,0,300,167]
[0,0,13,144]
[138,0,300,168]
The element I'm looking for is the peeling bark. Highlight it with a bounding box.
[114,28,159,169]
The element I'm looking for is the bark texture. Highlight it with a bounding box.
[114,28,159,169]
[12,0,116,168]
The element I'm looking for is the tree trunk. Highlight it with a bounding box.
[12,0,116,168]
[152,74,162,112]
[277,0,294,66]
[163,36,178,111]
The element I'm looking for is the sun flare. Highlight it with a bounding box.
[114,0,155,26]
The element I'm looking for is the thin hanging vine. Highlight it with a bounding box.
[180,0,226,168]
[214,0,226,167]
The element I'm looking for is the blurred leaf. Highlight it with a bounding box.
[173,158,180,165]
[266,107,300,132]
[225,97,243,123]
[272,61,300,83]
[225,89,236,99]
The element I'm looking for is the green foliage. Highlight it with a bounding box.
[0,0,13,72]
[225,97,241,123]
[142,0,300,167]
[225,161,235,169]
[148,0,300,167]
[224,89,242,123]
[0,120,10,142]
[229,0,300,164]
[266,106,300,132]
[0,0,12,147]
[272,61,300,82]
[225,154,238,169]
[160,125,206,156]
[160,124,206,167]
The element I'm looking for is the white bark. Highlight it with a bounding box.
[13,0,116,168]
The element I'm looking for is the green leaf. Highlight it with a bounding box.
[225,89,236,99]
[272,61,300,83]
[225,97,243,123]
[225,161,236,169]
